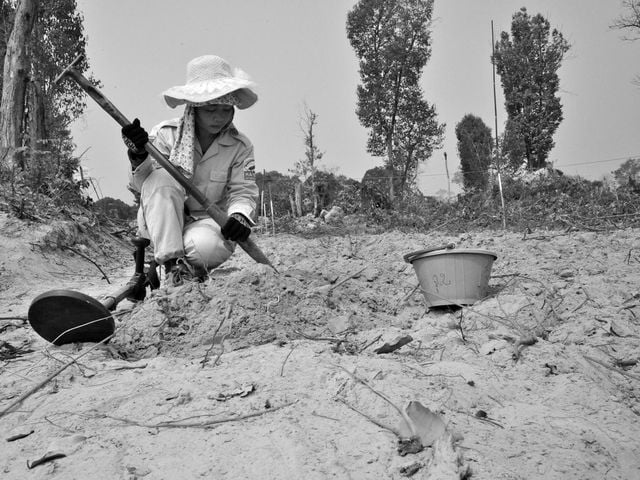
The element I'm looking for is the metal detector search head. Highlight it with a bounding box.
[27,238,152,345]
[28,289,115,346]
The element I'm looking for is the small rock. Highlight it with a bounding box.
[399,461,424,477]
[362,267,379,282]
[126,465,152,478]
[6,425,35,442]
[324,206,345,224]
[558,269,574,278]
[327,315,351,334]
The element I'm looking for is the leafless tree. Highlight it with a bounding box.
[612,0,640,39]
[612,1,640,84]
[292,103,324,217]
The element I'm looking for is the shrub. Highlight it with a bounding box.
[0,148,91,221]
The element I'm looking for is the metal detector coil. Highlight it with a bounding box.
[27,238,151,345]
[28,290,115,345]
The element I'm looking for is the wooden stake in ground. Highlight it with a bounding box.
[269,182,275,236]
[491,20,507,230]
[444,152,451,198]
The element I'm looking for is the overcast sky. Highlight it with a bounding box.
[70,0,640,202]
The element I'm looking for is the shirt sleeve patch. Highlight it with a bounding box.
[244,164,256,181]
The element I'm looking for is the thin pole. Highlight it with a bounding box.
[491,20,507,230]
[491,21,500,153]
[89,177,102,200]
[268,182,275,236]
[262,169,267,232]
[443,152,451,198]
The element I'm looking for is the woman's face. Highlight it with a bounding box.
[194,104,234,135]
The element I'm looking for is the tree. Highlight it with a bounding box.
[291,103,324,216]
[612,157,640,187]
[388,84,444,194]
[361,166,396,210]
[304,170,340,212]
[612,0,640,39]
[0,1,15,91]
[0,0,94,211]
[493,7,570,170]
[256,170,299,217]
[334,175,361,213]
[0,0,38,169]
[612,0,640,84]
[93,196,137,220]
[455,114,493,192]
[29,0,94,142]
[1,0,93,165]
[346,0,444,200]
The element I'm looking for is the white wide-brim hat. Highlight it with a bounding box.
[162,55,258,109]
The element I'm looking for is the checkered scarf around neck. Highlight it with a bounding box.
[166,92,240,176]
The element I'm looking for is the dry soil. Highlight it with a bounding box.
[1,212,639,479]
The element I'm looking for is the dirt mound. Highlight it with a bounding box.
[2,224,640,479]
[114,234,423,359]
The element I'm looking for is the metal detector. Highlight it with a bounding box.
[28,237,157,345]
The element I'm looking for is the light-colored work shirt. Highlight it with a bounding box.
[128,118,258,223]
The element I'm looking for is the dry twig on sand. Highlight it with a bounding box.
[330,267,367,292]
[583,355,640,382]
[393,283,421,313]
[335,364,418,438]
[336,397,402,437]
[0,310,134,417]
[0,333,114,418]
[41,348,96,378]
[280,344,297,376]
[85,400,297,429]
[200,303,232,367]
[212,332,229,367]
[360,334,383,353]
[0,316,27,322]
[310,267,367,297]
[294,329,359,355]
[62,246,111,284]
[457,310,466,343]
[293,329,343,344]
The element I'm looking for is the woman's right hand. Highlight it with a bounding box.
[121,118,149,154]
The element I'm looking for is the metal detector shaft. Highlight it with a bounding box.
[56,55,277,272]
[101,283,134,310]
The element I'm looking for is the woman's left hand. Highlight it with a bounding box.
[221,213,251,242]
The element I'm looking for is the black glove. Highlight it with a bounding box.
[221,213,251,242]
[121,118,149,162]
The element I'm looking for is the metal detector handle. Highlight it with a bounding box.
[56,55,277,272]
[131,237,150,275]
[102,238,151,310]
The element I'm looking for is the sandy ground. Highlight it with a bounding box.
[1,212,640,479]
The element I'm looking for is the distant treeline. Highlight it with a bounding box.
[92,197,137,220]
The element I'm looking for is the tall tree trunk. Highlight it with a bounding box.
[289,194,296,217]
[28,78,46,148]
[294,182,303,217]
[0,0,38,170]
[308,116,319,217]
